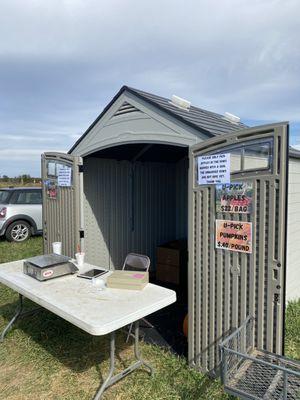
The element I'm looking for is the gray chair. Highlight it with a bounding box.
[122,253,153,341]
[122,253,150,273]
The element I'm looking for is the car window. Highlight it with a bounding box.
[13,190,42,205]
[0,190,10,204]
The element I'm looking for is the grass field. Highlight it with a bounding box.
[0,237,299,399]
[0,181,41,188]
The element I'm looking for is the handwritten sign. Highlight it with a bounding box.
[216,182,253,214]
[197,153,230,185]
[58,165,72,187]
[216,219,252,254]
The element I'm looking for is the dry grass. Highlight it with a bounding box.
[0,237,299,399]
[0,182,41,188]
[0,292,229,400]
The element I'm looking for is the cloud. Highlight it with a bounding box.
[0,149,66,160]
[0,0,300,175]
[69,134,82,140]
[0,135,57,142]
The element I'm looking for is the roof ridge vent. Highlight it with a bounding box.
[224,112,240,124]
[169,95,191,111]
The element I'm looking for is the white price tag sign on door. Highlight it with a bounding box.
[57,165,72,187]
[197,153,230,185]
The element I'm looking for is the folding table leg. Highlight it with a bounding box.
[0,293,24,342]
[125,318,154,343]
[0,294,42,343]
[93,320,154,400]
[93,331,116,400]
[133,320,153,375]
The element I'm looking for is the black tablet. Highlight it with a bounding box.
[77,269,108,279]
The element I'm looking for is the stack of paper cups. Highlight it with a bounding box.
[52,242,62,255]
[75,252,85,267]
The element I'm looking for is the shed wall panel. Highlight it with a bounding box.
[175,158,189,238]
[83,154,299,298]
[188,125,288,373]
[83,157,188,269]
[287,158,300,301]
[42,153,82,258]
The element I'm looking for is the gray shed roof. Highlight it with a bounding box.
[127,87,248,136]
[69,85,300,159]
[289,146,300,159]
[69,85,248,153]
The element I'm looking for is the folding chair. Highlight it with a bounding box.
[122,253,154,342]
[122,253,150,272]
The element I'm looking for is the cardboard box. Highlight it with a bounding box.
[156,239,187,285]
[157,247,180,266]
[107,270,149,290]
[156,263,180,285]
[157,239,187,266]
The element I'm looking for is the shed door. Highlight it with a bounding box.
[188,123,289,373]
[41,152,83,258]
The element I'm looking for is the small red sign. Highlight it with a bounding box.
[43,269,54,277]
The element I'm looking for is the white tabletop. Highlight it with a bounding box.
[0,260,176,336]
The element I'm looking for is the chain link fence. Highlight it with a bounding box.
[219,316,300,399]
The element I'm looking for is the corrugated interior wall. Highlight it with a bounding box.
[287,158,300,301]
[83,156,188,269]
[176,158,188,238]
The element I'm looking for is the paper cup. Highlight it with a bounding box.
[52,242,62,255]
[75,252,85,267]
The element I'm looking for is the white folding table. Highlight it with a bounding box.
[0,260,176,399]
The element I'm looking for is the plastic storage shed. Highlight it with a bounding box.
[42,86,300,374]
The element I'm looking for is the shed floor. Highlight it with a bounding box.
[141,279,188,356]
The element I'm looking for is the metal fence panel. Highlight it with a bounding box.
[219,317,300,400]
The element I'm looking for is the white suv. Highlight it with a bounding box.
[0,187,42,242]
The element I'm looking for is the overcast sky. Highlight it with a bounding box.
[0,0,299,177]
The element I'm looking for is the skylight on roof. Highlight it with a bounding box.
[169,95,191,111]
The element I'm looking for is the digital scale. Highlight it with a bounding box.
[23,254,78,281]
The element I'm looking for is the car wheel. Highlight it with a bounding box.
[5,220,32,242]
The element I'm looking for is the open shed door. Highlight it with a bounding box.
[188,123,289,374]
[41,152,83,258]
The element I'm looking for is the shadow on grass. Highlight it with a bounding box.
[0,297,131,376]
[0,298,231,399]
